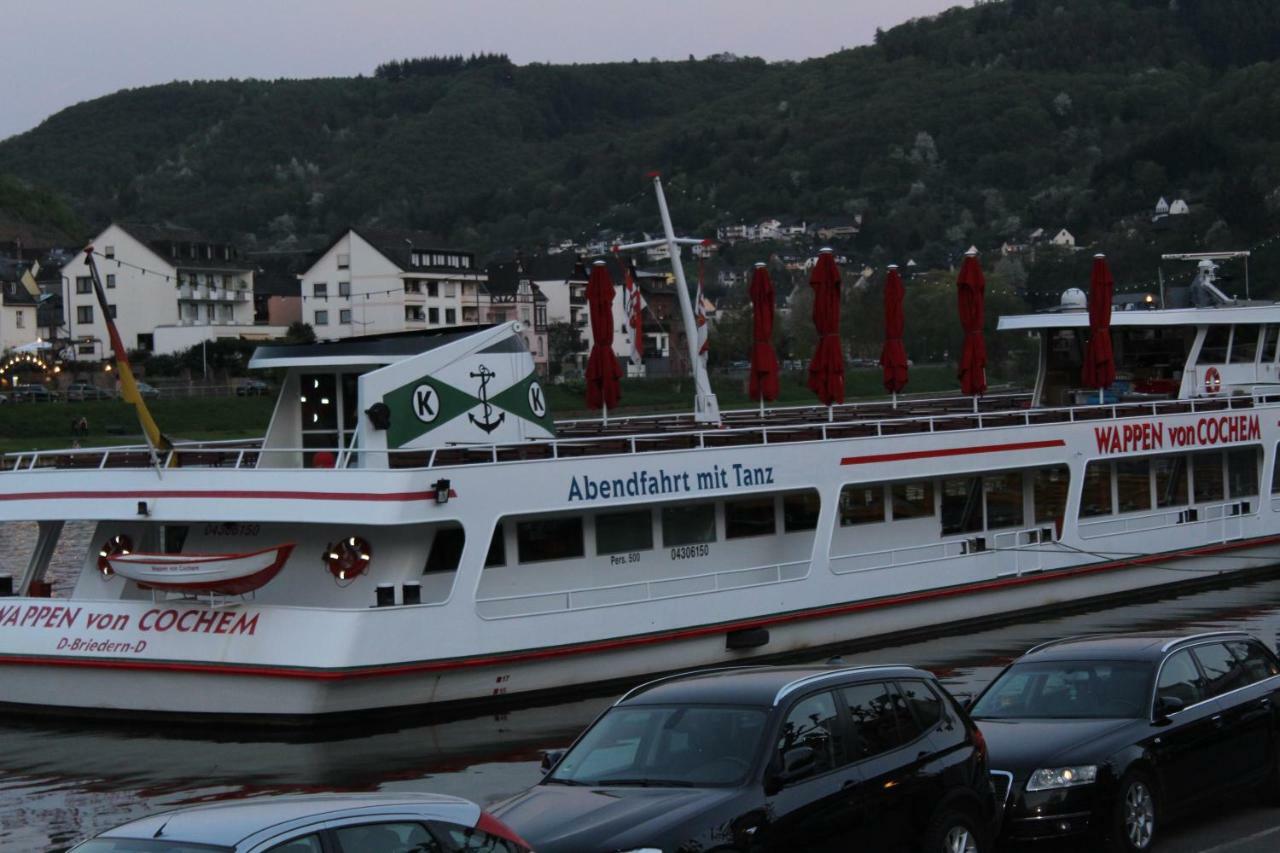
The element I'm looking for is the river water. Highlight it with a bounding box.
[2,522,1280,851]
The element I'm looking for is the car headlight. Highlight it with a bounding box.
[1026,765,1097,791]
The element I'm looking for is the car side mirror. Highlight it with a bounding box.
[781,746,816,778]
[1154,695,1185,722]
[540,749,565,774]
[952,691,975,710]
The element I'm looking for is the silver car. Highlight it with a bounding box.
[68,792,533,852]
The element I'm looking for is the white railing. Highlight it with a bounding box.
[829,540,969,575]
[474,559,810,619]
[1078,498,1254,542]
[4,389,1272,475]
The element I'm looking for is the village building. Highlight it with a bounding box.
[482,259,550,374]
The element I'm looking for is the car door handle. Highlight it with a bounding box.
[1211,713,1224,727]
[1261,697,1272,707]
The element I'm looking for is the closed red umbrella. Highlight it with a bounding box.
[748,262,780,404]
[807,249,845,406]
[585,260,622,413]
[880,264,909,399]
[1082,253,1116,401]
[956,251,987,399]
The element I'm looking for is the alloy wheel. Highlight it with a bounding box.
[944,824,978,853]
[1124,780,1155,849]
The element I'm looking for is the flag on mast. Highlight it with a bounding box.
[694,267,709,360]
[19,260,40,298]
[84,246,172,455]
[621,257,645,366]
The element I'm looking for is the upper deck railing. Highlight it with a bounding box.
[2,390,1274,475]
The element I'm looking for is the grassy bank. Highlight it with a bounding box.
[0,365,1021,453]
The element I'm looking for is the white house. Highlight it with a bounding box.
[57,223,266,358]
[1050,228,1076,249]
[482,259,550,375]
[297,229,485,340]
[0,272,40,354]
[1169,198,1190,215]
[1155,197,1170,217]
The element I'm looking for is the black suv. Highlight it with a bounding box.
[493,664,995,853]
[971,631,1280,852]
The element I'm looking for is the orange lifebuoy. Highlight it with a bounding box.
[97,534,133,578]
[1204,366,1222,395]
[325,536,372,582]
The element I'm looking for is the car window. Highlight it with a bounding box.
[334,822,440,852]
[1227,640,1280,683]
[843,682,913,759]
[897,679,944,731]
[1157,649,1205,709]
[1193,643,1252,698]
[972,660,1153,719]
[432,822,524,852]
[266,834,324,853]
[778,691,842,778]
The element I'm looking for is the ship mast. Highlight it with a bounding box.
[614,174,721,423]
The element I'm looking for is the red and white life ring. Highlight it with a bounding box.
[325,536,372,582]
[97,534,133,578]
[1204,366,1222,395]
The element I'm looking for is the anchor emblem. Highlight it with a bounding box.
[468,364,506,433]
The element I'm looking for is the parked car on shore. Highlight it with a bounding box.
[493,663,995,853]
[134,381,160,399]
[236,378,273,396]
[11,384,59,402]
[971,631,1280,852]
[68,792,533,852]
[65,383,116,401]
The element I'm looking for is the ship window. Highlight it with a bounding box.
[783,491,821,532]
[940,476,983,534]
[1116,457,1152,513]
[1273,446,1280,494]
[1192,451,1225,502]
[1080,461,1113,517]
[1033,465,1070,524]
[662,503,717,546]
[517,517,584,563]
[424,525,465,573]
[1198,326,1230,363]
[1265,327,1280,364]
[984,473,1024,529]
[726,496,777,539]
[301,374,338,430]
[891,481,934,520]
[1230,325,1259,363]
[840,484,886,526]
[1155,455,1189,507]
[485,524,506,567]
[596,509,653,555]
[1227,447,1259,498]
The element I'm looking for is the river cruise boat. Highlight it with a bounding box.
[4,215,1280,719]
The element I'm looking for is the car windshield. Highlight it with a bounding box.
[70,840,232,853]
[971,660,1155,719]
[548,704,767,787]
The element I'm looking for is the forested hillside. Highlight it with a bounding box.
[3,0,1280,296]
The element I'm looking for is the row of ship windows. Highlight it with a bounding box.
[421,447,1272,572]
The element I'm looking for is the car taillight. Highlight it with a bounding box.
[477,810,535,851]
[971,723,988,764]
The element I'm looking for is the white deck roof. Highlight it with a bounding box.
[998,303,1280,332]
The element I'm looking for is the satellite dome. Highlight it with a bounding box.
[1061,288,1087,309]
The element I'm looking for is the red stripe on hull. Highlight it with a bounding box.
[841,439,1065,466]
[3,533,1278,683]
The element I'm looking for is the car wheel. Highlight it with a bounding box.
[1108,771,1157,852]
[922,806,986,853]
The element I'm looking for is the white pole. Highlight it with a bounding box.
[651,174,720,423]
[892,390,897,409]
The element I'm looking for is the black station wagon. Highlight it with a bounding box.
[971,631,1280,852]
[493,664,996,853]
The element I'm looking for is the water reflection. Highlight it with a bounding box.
[3,519,1280,849]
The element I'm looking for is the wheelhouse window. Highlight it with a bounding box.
[662,503,716,546]
[1227,447,1259,499]
[1198,326,1230,363]
[1033,465,1070,524]
[1080,461,1113,517]
[891,481,934,520]
[984,472,1024,529]
[517,517,584,563]
[300,373,338,466]
[485,524,506,567]
[1116,457,1152,513]
[840,484,885,526]
[596,509,653,555]
[424,525,465,573]
[940,476,982,534]
[725,496,776,539]
[1229,325,1259,363]
[1192,451,1224,502]
[782,491,820,532]
[1264,326,1280,363]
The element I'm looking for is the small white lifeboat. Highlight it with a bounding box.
[105,543,295,595]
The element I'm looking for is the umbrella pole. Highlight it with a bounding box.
[603,402,608,426]
[892,391,898,409]
[759,395,764,418]
[828,404,833,422]
[972,395,978,414]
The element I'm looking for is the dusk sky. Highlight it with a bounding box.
[1,0,960,141]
